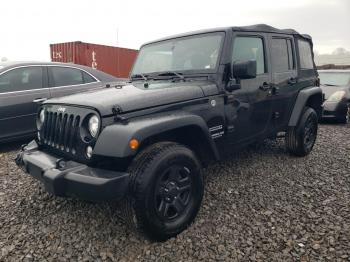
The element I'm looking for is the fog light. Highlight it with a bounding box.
[86,146,93,158]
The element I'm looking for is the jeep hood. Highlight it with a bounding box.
[45,82,209,116]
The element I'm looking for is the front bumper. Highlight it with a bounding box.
[322,101,347,119]
[15,141,130,201]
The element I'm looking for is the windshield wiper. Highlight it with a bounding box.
[155,71,185,81]
[323,84,337,86]
[130,73,149,81]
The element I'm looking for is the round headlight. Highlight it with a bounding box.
[88,115,100,137]
[37,109,45,130]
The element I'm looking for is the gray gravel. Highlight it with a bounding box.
[1,124,350,262]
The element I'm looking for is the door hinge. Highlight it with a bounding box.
[273,112,280,119]
[227,125,235,133]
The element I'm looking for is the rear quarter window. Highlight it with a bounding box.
[50,67,84,87]
[271,38,295,72]
[82,71,97,83]
[298,40,314,69]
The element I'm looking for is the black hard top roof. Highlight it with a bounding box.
[143,24,311,46]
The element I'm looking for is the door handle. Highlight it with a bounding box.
[259,82,271,91]
[288,77,298,85]
[33,98,47,103]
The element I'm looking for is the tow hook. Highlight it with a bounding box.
[14,144,28,168]
[15,153,23,166]
[15,151,25,169]
[56,159,66,170]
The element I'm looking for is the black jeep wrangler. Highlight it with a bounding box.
[16,24,322,241]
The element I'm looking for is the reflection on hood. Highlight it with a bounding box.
[45,81,209,116]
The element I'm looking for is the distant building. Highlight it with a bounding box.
[314,52,350,66]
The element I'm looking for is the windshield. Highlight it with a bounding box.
[131,33,224,76]
[319,72,350,86]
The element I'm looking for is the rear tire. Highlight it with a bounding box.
[124,142,204,241]
[286,107,318,157]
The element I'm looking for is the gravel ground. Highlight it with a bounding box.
[1,124,350,262]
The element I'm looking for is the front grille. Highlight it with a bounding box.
[38,104,99,162]
[42,112,81,154]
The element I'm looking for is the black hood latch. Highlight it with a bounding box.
[112,105,128,124]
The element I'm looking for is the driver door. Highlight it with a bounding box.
[225,32,273,145]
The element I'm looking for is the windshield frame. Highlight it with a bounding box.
[130,31,226,78]
[318,71,350,86]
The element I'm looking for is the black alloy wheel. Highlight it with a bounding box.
[303,113,317,152]
[155,165,192,221]
[124,142,204,241]
[344,104,350,124]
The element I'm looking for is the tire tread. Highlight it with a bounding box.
[122,142,202,241]
[286,107,318,157]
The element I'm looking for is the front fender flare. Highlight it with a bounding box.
[93,112,219,159]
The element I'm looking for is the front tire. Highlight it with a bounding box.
[125,142,204,241]
[286,107,318,156]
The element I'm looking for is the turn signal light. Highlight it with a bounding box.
[129,139,139,150]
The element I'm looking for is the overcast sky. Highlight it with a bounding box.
[1,0,349,61]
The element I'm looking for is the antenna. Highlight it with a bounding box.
[116,28,119,46]
[117,27,120,77]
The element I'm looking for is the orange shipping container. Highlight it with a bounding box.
[50,41,138,78]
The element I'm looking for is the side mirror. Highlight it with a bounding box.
[233,60,257,79]
[225,60,257,92]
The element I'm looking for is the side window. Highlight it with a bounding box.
[0,67,43,93]
[232,36,266,75]
[298,40,314,69]
[50,67,84,87]
[82,71,97,83]
[271,38,295,72]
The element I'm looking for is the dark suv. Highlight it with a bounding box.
[16,24,322,241]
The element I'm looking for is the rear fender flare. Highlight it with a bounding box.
[288,86,323,126]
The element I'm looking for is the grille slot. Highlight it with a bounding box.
[42,112,80,153]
